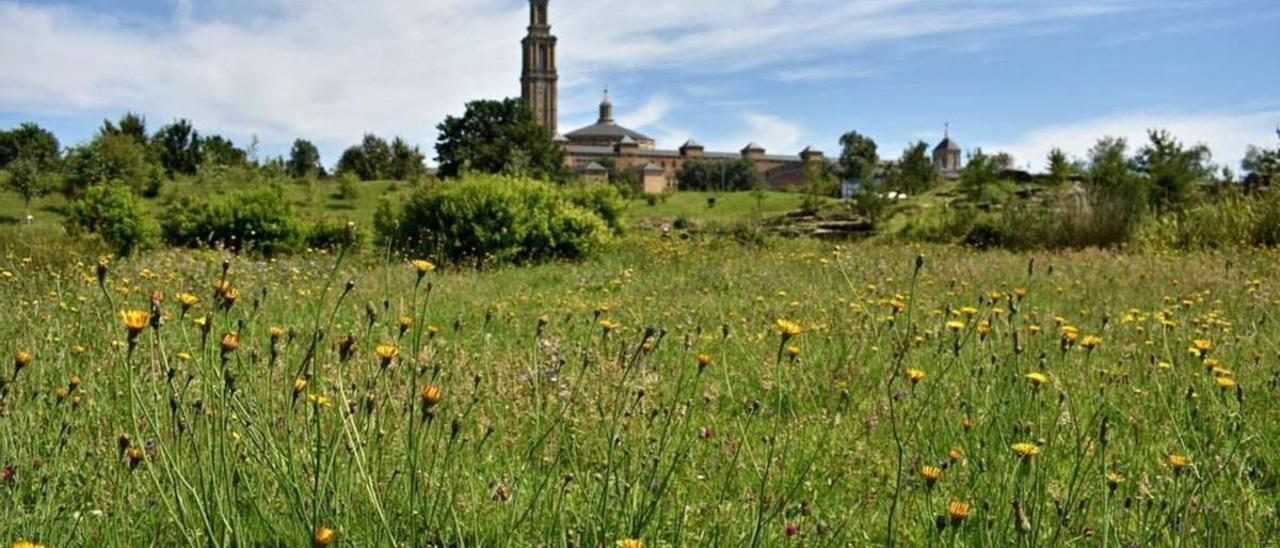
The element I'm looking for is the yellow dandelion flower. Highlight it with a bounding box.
[948,501,972,525]
[617,540,644,548]
[1168,454,1189,473]
[420,385,443,408]
[1216,377,1236,390]
[1025,372,1048,390]
[920,465,942,488]
[121,309,150,336]
[176,292,199,310]
[220,333,240,355]
[1190,339,1212,357]
[1011,442,1041,458]
[1081,335,1103,350]
[906,368,926,384]
[411,259,435,276]
[946,320,966,332]
[1106,472,1125,491]
[313,525,338,548]
[775,319,802,338]
[375,344,399,365]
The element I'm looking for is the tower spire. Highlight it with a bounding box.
[521,0,558,133]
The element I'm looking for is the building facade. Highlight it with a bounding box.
[520,0,822,193]
[521,0,962,192]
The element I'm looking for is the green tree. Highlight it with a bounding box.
[99,112,149,147]
[1243,142,1279,191]
[287,139,324,179]
[1087,137,1145,216]
[895,141,938,194]
[1,156,53,220]
[337,134,395,181]
[1135,129,1210,212]
[434,98,567,181]
[675,159,762,191]
[1046,148,1075,186]
[958,149,1003,202]
[389,137,427,181]
[837,131,878,183]
[0,122,61,171]
[802,159,838,212]
[64,133,163,197]
[201,135,248,168]
[153,119,202,177]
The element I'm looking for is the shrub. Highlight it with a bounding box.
[305,218,363,251]
[375,174,612,265]
[565,182,625,235]
[160,187,302,255]
[65,183,156,255]
[336,173,361,201]
[1131,189,1280,251]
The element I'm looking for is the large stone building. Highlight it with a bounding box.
[520,0,824,193]
[520,0,963,192]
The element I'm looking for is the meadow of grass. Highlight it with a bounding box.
[1,232,1278,547]
[623,191,813,224]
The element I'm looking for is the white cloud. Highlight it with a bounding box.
[0,0,1176,164]
[773,65,877,83]
[0,0,526,161]
[617,95,674,130]
[699,113,806,154]
[983,107,1280,172]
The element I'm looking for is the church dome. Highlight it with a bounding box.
[564,91,655,147]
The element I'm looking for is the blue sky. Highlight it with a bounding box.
[1,0,1277,171]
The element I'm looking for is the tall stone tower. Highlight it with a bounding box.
[521,0,558,133]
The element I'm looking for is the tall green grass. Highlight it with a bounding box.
[0,237,1277,546]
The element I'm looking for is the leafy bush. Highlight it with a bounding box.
[160,187,302,255]
[65,184,157,255]
[565,183,625,235]
[375,174,613,265]
[63,133,165,197]
[1131,189,1280,251]
[336,174,361,201]
[305,218,362,251]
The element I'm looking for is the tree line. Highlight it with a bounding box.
[0,113,431,214]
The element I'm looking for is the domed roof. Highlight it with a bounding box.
[564,91,655,145]
[934,137,960,152]
[565,121,654,144]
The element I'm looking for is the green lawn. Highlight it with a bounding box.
[623,191,813,223]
